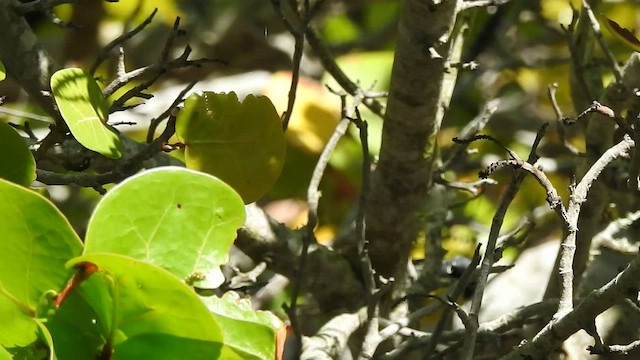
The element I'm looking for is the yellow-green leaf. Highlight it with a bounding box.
[0,60,5,82]
[176,92,286,203]
[51,68,122,159]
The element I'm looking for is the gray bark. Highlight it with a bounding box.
[366,0,463,281]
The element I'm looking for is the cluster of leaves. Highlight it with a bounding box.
[0,64,285,358]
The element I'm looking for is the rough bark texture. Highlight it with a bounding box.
[236,205,365,312]
[366,0,462,279]
[0,0,57,117]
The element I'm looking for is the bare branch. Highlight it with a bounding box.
[553,136,635,317]
[459,0,511,12]
[592,211,640,255]
[305,27,386,118]
[301,307,368,360]
[146,80,197,143]
[501,252,640,359]
[286,102,352,355]
[382,299,559,358]
[589,339,640,356]
[581,0,622,83]
[547,83,580,155]
[36,108,181,191]
[90,8,158,75]
[348,107,384,360]
[461,123,548,359]
[236,204,365,313]
[453,134,518,161]
[442,99,500,170]
[563,100,633,136]
[104,17,225,106]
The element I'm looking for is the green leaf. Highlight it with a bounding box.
[65,254,224,359]
[0,179,83,348]
[0,122,36,186]
[46,275,117,360]
[203,292,281,360]
[176,92,286,203]
[0,295,37,348]
[50,68,122,159]
[35,320,57,360]
[0,346,10,360]
[84,167,245,288]
[0,60,5,82]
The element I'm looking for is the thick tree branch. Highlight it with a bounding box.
[365,0,463,281]
[236,204,365,312]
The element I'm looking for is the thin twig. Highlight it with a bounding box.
[547,83,580,155]
[563,100,633,136]
[459,0,511,11]
[107,46,222,111]
[581,0,622,83]
[8,121,38,142]
[453,134,518,160]
[589,339,640,356]
[591,210,640,255]
[0,107,52,123]
[146,80,197,143]
[383,298,559,359]
[349,107,382,360]
[105,17,224,108]
[460,123,548,359]
[90,8,158,75]
[36,108,180,191]
[270,0,304,131]
[305,26,386,118]
[421,246,482,357]
[442,99,499,170]
[286,102,352,357]
[13,0,77,13]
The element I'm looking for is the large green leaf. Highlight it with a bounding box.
[45,275,109,360]
[0,346,10,360]
[50,68,122,159]
[0,295,37,348]
[84,167,245,288]
[0,122,36,186]
[176,92,286,203]
[35,320,57,360]
[65,254,224,359]
[203,292,281,360]
[0,179,83,348]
